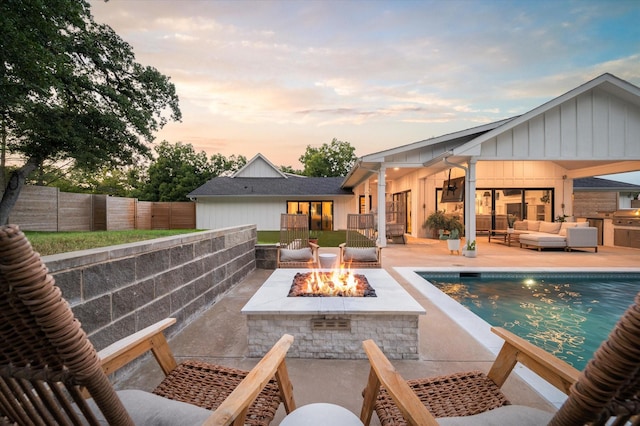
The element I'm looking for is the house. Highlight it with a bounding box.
[190,73,640,246]
[188,154,354,231]
[342,73,640,246]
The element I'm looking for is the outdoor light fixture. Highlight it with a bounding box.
[483,191,491,206]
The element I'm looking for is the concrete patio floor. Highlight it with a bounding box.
[116,237,640,424]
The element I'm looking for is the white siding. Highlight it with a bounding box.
[235,157,283,178]
[196,196,354,231]
[480,87,640,161]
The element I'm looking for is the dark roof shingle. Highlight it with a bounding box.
[188,176,353,197]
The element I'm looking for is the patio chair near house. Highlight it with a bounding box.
[0,224,296,426]
[339,214,382,268]
[360,292,640,425]
[277,213,319,268]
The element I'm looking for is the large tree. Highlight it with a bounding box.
[0,0,181,224]
[299,138,357,177]
[132,141,247,202]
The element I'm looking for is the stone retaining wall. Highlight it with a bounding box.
[255,244,277,269]
[44,225,257,352]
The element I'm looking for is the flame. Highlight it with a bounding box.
[301,264,363,297]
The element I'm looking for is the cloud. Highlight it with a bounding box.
[89,0,640,166]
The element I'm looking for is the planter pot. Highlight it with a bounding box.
[447,239,461,255]
[465,249,477,258]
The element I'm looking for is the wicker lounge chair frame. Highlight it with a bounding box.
[277,214,319,268]
[360,293,640,425]
[339,214,382,268]
[0,224,296,426]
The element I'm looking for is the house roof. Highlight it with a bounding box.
[574,177,640,191]
[188,176,353,198]
[342,73,640,188]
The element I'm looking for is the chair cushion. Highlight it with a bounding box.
[437,405,554,425]
[83,389,212,426]
[539,221,561,234]
[343,247,378,262]
[280,247,313,262]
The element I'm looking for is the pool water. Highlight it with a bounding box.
[417,272,640,370]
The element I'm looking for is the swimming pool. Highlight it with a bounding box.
[415,271,640,371]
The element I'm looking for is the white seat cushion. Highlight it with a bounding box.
[280,247,313,262]
[343,247,378,262]
[83,389,212,426]
[437,405,554,425]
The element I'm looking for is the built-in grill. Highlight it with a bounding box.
[612,209,640,228]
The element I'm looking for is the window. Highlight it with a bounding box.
[286,201,334,231]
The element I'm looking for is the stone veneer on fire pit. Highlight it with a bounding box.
[241,269,425,359]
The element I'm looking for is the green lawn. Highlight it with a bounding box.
[23,228,347,256]
[257,230,346,247]
[25,229,202,256]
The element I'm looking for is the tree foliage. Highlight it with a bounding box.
[0,0,181,224]
[298,138,357,177]
[132,141,246,202]
[279,165,303,175]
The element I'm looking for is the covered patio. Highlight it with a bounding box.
[114,238,640,424]
[342,73,640,248]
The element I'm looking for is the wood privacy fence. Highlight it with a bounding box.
[6,185,195,231]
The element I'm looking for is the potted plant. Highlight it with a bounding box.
[464,239,477,257]
[439,215,464,254]
[423,211,448,239]
[309,230,322,245]
[507,214,516,232]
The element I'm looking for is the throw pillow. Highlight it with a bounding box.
[280,247,313,262]
[514,221,528,230]
[527,220,541,231]
[539,221,561,234]
[343,247,378,262]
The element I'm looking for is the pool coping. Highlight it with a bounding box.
[395,266,640,409]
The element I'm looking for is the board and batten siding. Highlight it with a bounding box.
[195,196,354,231]
[480,87,640,160]
[234,157,283,178]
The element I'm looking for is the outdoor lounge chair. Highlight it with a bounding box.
[0,224,296,426]
[360,292,640,425]
[339,214,382,268]
[277,213,319,268]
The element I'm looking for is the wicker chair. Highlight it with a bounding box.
[339,214,382,268]
[0,224,296,426]
[360,293,640,425]
[277,214,319,268]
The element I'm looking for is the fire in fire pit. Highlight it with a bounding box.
[288,270,377,297]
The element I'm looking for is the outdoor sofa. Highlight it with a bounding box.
[516,220,598,252]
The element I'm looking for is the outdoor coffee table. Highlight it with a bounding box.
[488,230,519,247]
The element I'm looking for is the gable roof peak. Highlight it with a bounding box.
[232,153,288,178]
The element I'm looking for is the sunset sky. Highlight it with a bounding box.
[89,0,640,183]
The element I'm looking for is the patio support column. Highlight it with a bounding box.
[377,165,387,247]
[364,180,370,213]
[466,158,478,244]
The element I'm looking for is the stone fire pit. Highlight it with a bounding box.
[241,268,425,359]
